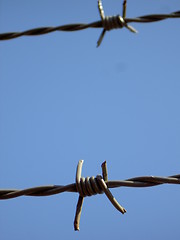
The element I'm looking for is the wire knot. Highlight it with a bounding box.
[74,160,126,231]
[97,0,137,47]
[102,15,125,31]
[76,176,103,197]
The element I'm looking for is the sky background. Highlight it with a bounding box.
[0,0,180,239]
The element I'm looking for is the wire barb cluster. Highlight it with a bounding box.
[0,160,180,231]
[97,0,137,46]
[74,160,126,230]
[0,0,180,46]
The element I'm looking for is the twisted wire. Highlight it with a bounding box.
[1,160,179,230]
[1,174,180,200]
[0,0,179,46]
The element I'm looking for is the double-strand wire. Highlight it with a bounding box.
[0,160,180,230]
[0,0,180,46]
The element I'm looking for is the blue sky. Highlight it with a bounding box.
[0,0,180,239]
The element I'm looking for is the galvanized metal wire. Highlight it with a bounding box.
[0,0,180,46]
[0,0,179,230]
[1,160,180,230]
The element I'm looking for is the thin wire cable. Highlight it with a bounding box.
[1,160,179,230]
[0,0,179,46]
[1,174,179,200]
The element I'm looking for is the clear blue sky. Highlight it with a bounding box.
[0,0,180,239]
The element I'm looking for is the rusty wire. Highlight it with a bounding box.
[0,0,180,46]
[1,160,180,231]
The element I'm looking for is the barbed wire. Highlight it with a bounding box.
[1,160,180,231]
[0,0,180,46]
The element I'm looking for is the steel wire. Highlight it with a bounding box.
[1,160,179,230]
[0,0,179,45]
[1,174,179,200]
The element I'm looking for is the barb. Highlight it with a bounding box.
[0,160,180,230]
[0,0,179,46]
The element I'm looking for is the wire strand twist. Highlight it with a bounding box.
[1,160,180,230]
[0,0,179,46]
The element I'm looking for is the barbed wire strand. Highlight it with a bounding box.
[1,160,180,231]
[0,0,179,46]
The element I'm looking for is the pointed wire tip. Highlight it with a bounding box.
[128,26,138,33]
